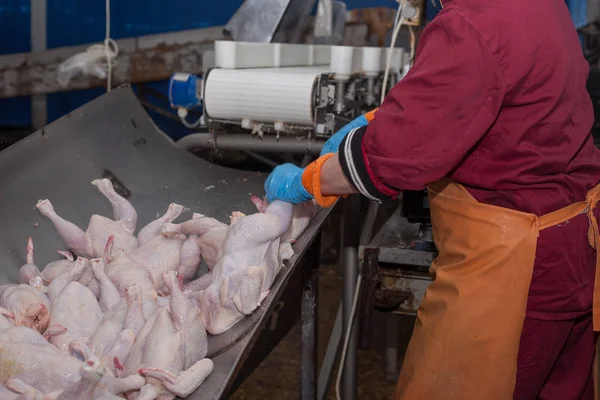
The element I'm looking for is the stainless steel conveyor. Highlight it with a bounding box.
[0,85,328,399]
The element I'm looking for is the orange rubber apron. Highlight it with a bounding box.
[394,179,600,400]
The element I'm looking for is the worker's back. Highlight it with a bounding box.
[446,0,600,215]
[441,0,600,320]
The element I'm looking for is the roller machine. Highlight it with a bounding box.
[168,41,406,146]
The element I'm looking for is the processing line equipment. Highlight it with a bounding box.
[168,40,406,154]
[0,86,330,399]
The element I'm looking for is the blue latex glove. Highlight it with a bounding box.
[264,163,313,204]
[320,114,369,156]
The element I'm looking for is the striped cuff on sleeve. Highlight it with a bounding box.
[338,126,399,202]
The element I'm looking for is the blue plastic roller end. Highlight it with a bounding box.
[168,72,202,110]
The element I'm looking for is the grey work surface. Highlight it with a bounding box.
[0,85,329,399]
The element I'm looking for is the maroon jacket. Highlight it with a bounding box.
[339,0,600,319]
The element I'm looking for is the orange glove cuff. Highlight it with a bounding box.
[364,108,378,122]
[301,153,340,208]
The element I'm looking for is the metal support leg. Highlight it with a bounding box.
[317,302,343,400]
[301,233,321,400]
[386,315,400,382]
[341,196,361,400]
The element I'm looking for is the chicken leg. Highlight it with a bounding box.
[92,178,138,235]
[137,203,184,245]
[18,237,44,291]
[36,199,93,257]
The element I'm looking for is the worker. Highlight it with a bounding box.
[265,0,600,399]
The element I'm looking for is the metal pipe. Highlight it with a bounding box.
[318,302,343,400]
[360,201,380,247]
[334,80,346,114]
[301,233,321,400]
[177,133,323,155]
[243,151,279,168]
[341,196,361,400]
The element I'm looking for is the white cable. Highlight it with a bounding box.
[335,274,363,400]
[104,0,113,92]
[380,0,406,105]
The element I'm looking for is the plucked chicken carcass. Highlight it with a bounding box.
[36,179,139,259]
[46,259,103,351]
[123,271,213,399]
[195,200,294,335]
[0,282,50,333]
[0,339,140,397]
[8,174,317,398]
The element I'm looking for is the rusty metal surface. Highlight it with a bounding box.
[367,207,437,267]
[361,207,435,316]
[0,27,226,99]
[377,271,430,315]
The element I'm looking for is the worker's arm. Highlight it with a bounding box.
[339,8,506,199]
[266,6,505,206]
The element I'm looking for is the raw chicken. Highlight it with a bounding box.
[46,257,89,303]
[251,197,318,261]
[92,178,138,235]
[128,234,185,291]
[178,234,201,282]
[105,248,158,319]
[47,268,103,351]
[0,326,60,346]
[197,200,293,334]
[162,213,229,270]
[137,203,184,246]
[36,199,138,259]
[0,340,96,393]
[5,177,320,398]
[0,283,50,333]
[183,272,213,293]
[124,272,213,400]
[89,300,128,357]
[0,313,14,330]
[18,238,44,291]
[89,246,122,313]
[0,380,50,400]
[40,250,74,284]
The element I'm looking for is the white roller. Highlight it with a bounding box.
[362,47,383,76]
[204,68,319,125]
[330,46,354,80]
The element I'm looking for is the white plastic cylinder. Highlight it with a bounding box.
[204,69,318,125]
[330,46,354,80]
[361,47,383,76]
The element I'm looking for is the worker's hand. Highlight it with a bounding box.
[264,163,313,204]
[320,115,369,156]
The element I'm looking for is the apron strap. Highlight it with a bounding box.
[584,184,600,330]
